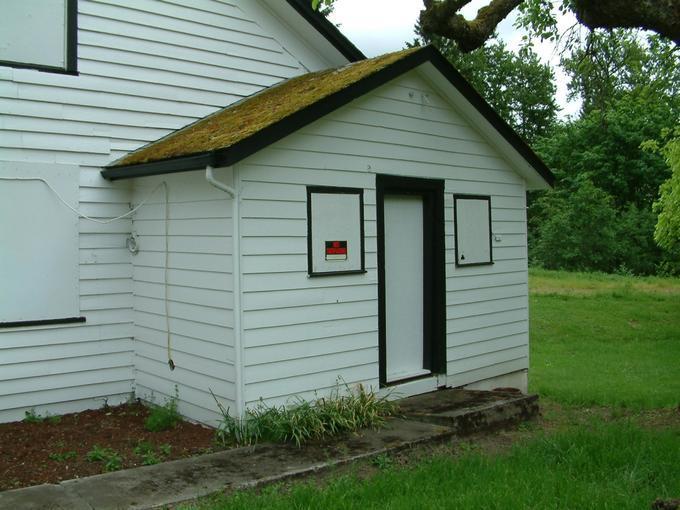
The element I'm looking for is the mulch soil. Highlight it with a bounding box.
[0,402,217,492]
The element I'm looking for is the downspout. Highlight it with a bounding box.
[205,165,244,419]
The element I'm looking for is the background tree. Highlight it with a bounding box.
[649,132,680,262]
[411,30,558,143]
[528,29,679,275]
[561,30,680,115]
[419,0,680,53]
[530,178,624,272]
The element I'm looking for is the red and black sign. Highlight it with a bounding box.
[325,240,348,260]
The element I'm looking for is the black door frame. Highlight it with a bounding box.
[376,174,446,387]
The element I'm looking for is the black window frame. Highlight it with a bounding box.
[453,194,494,267]
[0,0,78,75]
[306,186,366,277]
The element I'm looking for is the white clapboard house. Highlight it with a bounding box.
[0,0,554,425]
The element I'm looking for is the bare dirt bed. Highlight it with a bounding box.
[0,402,216,491]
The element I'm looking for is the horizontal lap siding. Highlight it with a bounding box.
[240,170,380,407]
[0,175,135,423]
[132,173,235,426]
[0,0,314,423]
[239,71,528,406]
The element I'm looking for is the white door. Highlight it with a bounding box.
[383,194,430,383]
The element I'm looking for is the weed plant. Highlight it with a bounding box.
[213,383,397,447]
[133,441,171,465]
[48,451,77,462]
[86,445,122,472]
[23,409,61,424]
[144,389,181,432]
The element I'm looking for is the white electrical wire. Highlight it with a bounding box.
[161,181,174,370]
[0,176,166,224]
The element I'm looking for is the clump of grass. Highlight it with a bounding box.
[213,382,397,447]
[144,390,181,432]
[86,445,122,472]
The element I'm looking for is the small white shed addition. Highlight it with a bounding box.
[101,46,554,424]
[0,0,552,426]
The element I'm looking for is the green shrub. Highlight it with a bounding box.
[531,178,619,272]
[144,392,181,432]
[213,383,397,447]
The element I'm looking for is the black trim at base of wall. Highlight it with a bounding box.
[376,174,446,388]
[0,316,86,329]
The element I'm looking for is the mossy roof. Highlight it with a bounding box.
[103,45,553,187]
[110,47,420,168]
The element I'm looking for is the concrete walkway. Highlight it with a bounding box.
[0,389,538,510]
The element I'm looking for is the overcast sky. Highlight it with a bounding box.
[329,0,581,118]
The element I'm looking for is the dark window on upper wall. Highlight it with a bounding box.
[0,0,77,74]
[453,194,493,267]
[307,186,366,276]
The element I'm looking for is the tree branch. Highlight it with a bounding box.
[572,0,680,45]
[420,0,524,52]
[419,0,680,52]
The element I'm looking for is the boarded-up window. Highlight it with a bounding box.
[454,195,493,266]
[307,187,365,276]
[0,0,76,72]
[0,163,80,325]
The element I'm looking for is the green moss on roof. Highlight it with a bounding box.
[111,47,421,168]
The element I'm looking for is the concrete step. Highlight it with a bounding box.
[397,389,539,434]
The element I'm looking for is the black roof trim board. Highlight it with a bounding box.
[102,153,217,180]
[284,0,366,62]
[102,46,554,187]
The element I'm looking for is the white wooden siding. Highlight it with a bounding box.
[237,70,529,407]
[131,172,235,426]
[0,0,336,423]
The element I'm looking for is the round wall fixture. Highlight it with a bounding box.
[126,234,140,254]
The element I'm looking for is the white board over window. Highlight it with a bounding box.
[0,163,80,324]
[454,195,493,266]
[0,0,69,70]
[307,187,365,276]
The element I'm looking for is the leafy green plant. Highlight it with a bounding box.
[371,453,394,470]
[86,445,122,472]
[213,382,397,448]
[144,389,181,432]
[23,409,61,424]
[133,441,171,466]
[48,451,77,462]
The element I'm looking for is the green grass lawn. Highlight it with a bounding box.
[189,421,679,509]
[183,269,680,510]
[529,268,680,408]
